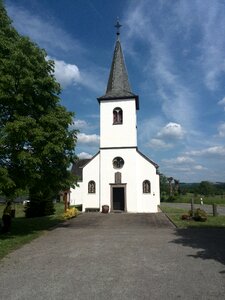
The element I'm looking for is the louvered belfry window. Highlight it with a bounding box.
[113,107,123,124]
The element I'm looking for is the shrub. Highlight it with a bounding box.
[25,198,55,218]
[193,208,207,222]
[181,208,207,222]
[167,195,176,202]
[63,207,78,219]
[181,214,191,220]
[160,196,166,202]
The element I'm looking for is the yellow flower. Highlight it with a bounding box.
[63,207,79,219]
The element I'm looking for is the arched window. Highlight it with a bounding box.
[143,180,151,193]
[113,107,123,124]
[88,181,96,193]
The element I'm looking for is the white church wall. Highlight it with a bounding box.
[70,150,160,213]
[136,152,160,212]
[70,154,100,211]
[99,148,138,212]
[100,99,137,148]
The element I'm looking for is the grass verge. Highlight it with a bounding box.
[160,205,225,228]
[0,203,65,260]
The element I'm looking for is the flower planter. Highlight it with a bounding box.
[102,205,109,214]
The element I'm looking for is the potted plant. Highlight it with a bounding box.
[102,205,109,213]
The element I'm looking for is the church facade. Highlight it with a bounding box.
[70,30,160,213]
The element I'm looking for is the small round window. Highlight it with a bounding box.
[113,157,124,169]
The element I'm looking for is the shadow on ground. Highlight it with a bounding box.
[0,216,63,240]
[171,228,225,273]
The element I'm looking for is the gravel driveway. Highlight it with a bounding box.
[0,212,225,299]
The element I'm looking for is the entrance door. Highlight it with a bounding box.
[113,187,124,211]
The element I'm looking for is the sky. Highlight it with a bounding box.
[4,0,225,183]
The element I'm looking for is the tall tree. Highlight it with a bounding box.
[174,179,180,195]
[159,173,169,194]
[0,2,78,216]
[197,181,214,196]
[167,177,174,196]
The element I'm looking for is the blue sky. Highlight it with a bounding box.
[4,0,225,183]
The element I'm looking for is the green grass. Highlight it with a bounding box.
[0,203,65,260]
[162,193,225,205]
[160,205,225,228]
[159,206,186,214]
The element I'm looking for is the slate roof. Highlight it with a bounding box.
[71,159,91,181]
[71,152,100,181]
[98,38,139,110]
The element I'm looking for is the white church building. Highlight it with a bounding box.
[70,24,160,213]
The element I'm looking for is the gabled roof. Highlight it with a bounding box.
[71,159,91,181]
[71,152,100,181]
[98,38,139,109]
[136,149,159,169]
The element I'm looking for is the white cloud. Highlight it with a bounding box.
[147,138,173,150]
[144,122,185,151]
[194,165,207,171]
[157,123,185,140]
[218,123,225,137]
[124,2,198,130]
[187,146,225,157]
[163,156,194,164]
[48,56,105,92]
[218,97,225,111]
[53,58,81,87]
[6,3,105,93]
[77,152,93,159]
[77,133,100,146]
[73,120,89,130]
[218,97,225,106]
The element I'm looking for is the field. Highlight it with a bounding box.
[160,205,225,228]
[162,193,225,205]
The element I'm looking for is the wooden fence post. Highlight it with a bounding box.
[212,203,218,216]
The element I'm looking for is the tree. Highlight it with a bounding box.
[174,179,180,195]
[0,2,78,216]
[167,177,174,196]
[197,181,214,196]
[159,173,169,194]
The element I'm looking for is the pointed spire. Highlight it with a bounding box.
[105,39,133,97]
[98,20,139,109]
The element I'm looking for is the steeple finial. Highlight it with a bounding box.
[115,18,122,36]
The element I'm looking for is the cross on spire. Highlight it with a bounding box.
[115,18,122,36]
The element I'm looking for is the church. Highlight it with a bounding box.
[70,22,160,213]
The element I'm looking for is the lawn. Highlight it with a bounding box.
[160,205,225,228]
[0,203,65,260]
[164,193,225,205]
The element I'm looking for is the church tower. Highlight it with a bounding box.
[70,21,160,213]
[98,29,139,149]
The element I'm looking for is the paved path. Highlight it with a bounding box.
[0,213,225,300]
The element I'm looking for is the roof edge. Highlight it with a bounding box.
[97,95,139,110]
[136,148,159,169]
